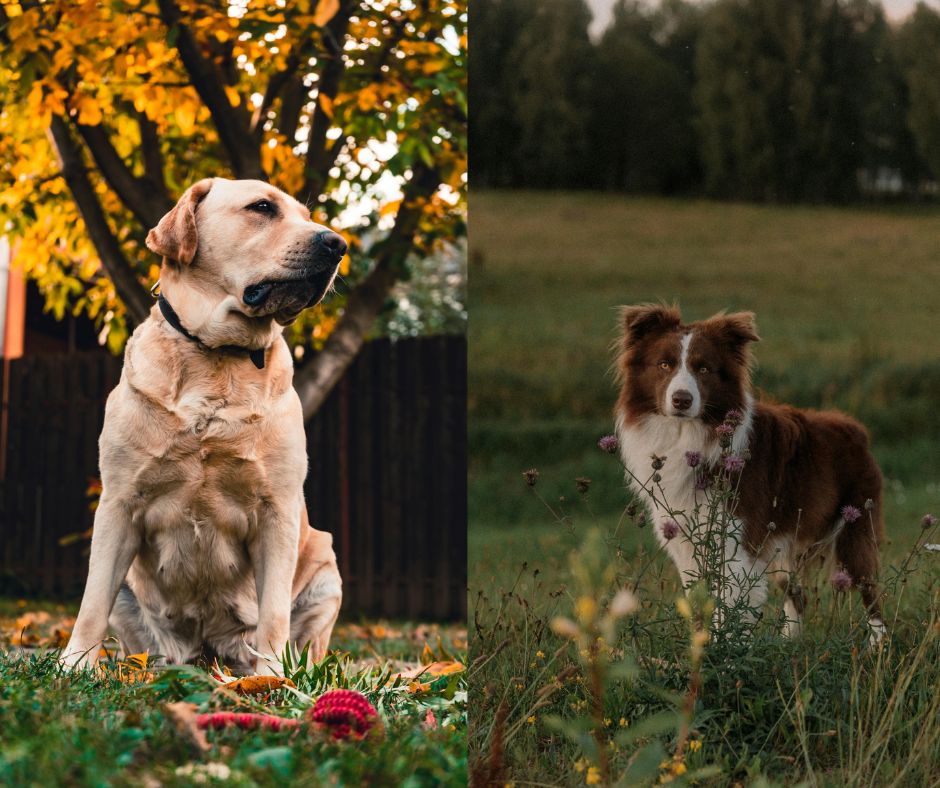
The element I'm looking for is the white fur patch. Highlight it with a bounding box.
[665,332,701,417]
[616,398,756,596]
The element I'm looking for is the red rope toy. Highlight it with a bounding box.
[196,689,381,741]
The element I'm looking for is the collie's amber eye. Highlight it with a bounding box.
[658,361,672,371]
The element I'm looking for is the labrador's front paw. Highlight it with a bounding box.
[60,641,100,672]
[252,655,285,677]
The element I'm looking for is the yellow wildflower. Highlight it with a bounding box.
[526,716,536,725]
[585,766,602,785]
[671,761,687,776]
[536,650,545,659]
[689,739,702,752]
[619,717,629,727]
[604,717,612,727]
[576,595,598,623]
[574,758,588,773]
[676,597,692,619]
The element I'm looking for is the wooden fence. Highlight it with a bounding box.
[0,336,466,621]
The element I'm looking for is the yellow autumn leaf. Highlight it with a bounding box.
[380,199,402,218]
[221,675,296,694]
[318,93,334,118]
[397,661,465,693]
[175,104,196,135]
[422,59,447,75]
[357,85,379,112]
[73,95,103,126]
[125,651,149,668]
[313,0,340,27]
[422,660,465,677]
[224,85,241,107]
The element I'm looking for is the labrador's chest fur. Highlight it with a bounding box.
[101,320,305,626]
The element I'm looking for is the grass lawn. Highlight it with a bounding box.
[468,190,940,785]
[0,601,466,786]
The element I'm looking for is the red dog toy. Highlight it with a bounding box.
[307,689,381,740]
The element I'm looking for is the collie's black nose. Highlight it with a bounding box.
[316,231,347,260]
[671,390,693,411]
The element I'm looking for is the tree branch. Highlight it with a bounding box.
[251,51,304,140]
[157,0,264,179]
[137,110,169,196]
[294,163,440,419]
[301,3,354,203]
[48,116,152,326]
[73,119,172,229]
[277,74,307,144]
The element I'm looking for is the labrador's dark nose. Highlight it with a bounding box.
[316,231,347,260]
[671,390,693,411]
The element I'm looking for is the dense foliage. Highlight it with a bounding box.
[0,0,466,394]
[471,0,940,201]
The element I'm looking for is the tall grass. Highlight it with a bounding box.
[469,450,940,786]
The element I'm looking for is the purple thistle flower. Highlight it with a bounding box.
[660,519,680,541]
[723,454,745,474]
[831,569,853,592]
[922,513,938,530]
[684,451,702,468]
[695,475,709,491]
[715,423,735,448]
[715,424,735,439]
[841,505,862,524]
[598,435,619,454]
[724,409,744,426]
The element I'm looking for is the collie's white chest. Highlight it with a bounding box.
[617,415,717,519]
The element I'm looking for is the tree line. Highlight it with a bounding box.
[471,0,940,201]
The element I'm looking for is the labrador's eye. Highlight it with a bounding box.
[246,200,277,215]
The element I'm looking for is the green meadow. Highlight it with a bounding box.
[468,191,940,785]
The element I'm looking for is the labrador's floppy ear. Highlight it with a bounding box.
[146,178,214,264]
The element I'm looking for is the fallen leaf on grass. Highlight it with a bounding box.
[398,661,465,679]
[4,610,75,648]
[102,652,157,684]
[388,660,465,693]
[164,702,211,753]
[218,675,296,695]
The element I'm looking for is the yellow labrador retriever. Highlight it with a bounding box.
[63,178,344,675]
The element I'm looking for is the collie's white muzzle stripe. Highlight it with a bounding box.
[665,331,701,417]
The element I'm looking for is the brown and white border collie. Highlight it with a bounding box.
[613,304,885,642]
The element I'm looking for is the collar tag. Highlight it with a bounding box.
[158,294,267,370]
[248,348,266,369]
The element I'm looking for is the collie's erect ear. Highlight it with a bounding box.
[619,304,682,343]
[709,311,760,345]
[146,178,214,264]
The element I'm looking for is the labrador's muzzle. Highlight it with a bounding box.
[243,230,347,325]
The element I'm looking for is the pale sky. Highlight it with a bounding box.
[588,0,940,36]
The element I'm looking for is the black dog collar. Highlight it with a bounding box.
[157,294,267,370]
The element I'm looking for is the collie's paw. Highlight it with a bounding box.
[868,617,886,646]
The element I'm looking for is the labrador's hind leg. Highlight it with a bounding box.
[290,568,342,664]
